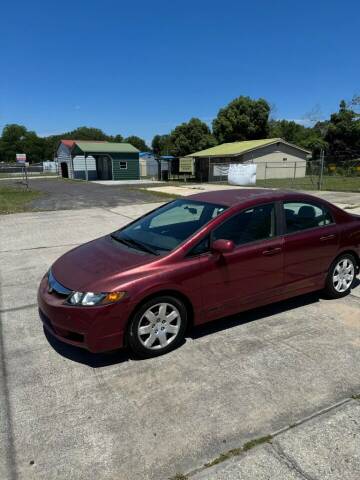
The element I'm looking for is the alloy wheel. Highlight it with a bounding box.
[137,303,181,350]
[332,258,355,293]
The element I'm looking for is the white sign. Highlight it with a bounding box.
[179,157,194,173]
[16,153,27,163]
[228,163,257,186]
[43,161,58,172]
[213,164,229,177]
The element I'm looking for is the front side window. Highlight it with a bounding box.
[188,235,210,256]
[283,202,333,233]
[111,199,227,254]
[213,203,276,246]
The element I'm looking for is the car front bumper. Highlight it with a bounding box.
[37,275,132,353]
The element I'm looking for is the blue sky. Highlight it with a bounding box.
[1,0,359,144]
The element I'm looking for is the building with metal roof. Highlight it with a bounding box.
[186,138,311,182]
[56,140,140,181]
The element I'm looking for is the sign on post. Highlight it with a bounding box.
[179,157,194,174]
[16,153,27,164]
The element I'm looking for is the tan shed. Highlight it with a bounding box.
[187,138,311,182]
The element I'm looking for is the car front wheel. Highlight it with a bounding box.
[325,254,356,298]
[127,296,187,358]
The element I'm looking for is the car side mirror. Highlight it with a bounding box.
[211,239,235,254]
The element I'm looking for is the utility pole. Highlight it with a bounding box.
[318,149,324,190]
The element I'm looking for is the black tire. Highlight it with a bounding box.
[127,295,187,358]
[324,253,357,299]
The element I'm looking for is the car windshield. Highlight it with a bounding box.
[111,199,227,254]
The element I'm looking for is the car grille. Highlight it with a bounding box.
[47,270,72,298]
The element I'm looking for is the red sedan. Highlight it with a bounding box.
[38,189,360,358]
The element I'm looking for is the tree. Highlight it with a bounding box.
[42,126,113,160]
[268,119,307,144]
[268,119,326,157]
[22,131,47,163]
[123,135,149,151]
[0,124,48,163]
[168,118,217,157]
[0,124,28,162]
[212,96,270,143]
[111,134,124,143]
[64,126,109,141]
[151,134,172,156]
[325,100,360,162]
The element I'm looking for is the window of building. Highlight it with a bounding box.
[119,161,128,170]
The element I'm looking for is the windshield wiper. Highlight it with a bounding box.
[111,233,159,255]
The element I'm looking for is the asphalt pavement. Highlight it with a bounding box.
[2,177,173,211]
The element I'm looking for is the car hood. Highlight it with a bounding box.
[51,235,156,292]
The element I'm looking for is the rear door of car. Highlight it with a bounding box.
[281,199,339,294]
[195,202,285,322]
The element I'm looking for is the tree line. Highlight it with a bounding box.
[0,126,150,163]
[1,96,359,163]
[152,96,360,163]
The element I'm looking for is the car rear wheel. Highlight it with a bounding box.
[324,254,356,298]
[127,296,187,358]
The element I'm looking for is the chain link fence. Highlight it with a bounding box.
[207,158,360,192]
[0,162,59,178]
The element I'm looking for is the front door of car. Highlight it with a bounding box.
[281,201,339,293]
[197,202,284,323]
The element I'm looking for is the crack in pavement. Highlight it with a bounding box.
[270,441,318,480]
[101,207,138,220]
[0,243,80,254]
[187,397,356,479]
[0,280,18,480]
[0,303,38,314]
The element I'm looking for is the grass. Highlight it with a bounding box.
[242,435,273,451]
[132,187,180,201]
[204,434,273,469]
[256,175,360,192]
[169,434,273,479]
[139,175,360,193]
[0,185,43,214]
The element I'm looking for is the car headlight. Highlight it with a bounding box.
[67,291,126,306]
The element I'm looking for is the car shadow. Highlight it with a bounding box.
[44,289,332,367]
[44,327,132,367]
[190,291,323,340]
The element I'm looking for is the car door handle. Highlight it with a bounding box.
[320,234,336,241]
[262,247,282,256]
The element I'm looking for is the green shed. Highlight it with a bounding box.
[70,141,140,181]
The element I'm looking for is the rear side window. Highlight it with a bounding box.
[213,203,276,246]
[284,202,333,233]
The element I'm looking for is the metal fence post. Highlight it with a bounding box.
[318,149,324,190]
[84,154,88,181]
[264,162,267,184]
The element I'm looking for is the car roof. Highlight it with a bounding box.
[186,188,324,207]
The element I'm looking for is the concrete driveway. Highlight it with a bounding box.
[1,203,360,480]
[144,183,360,211]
